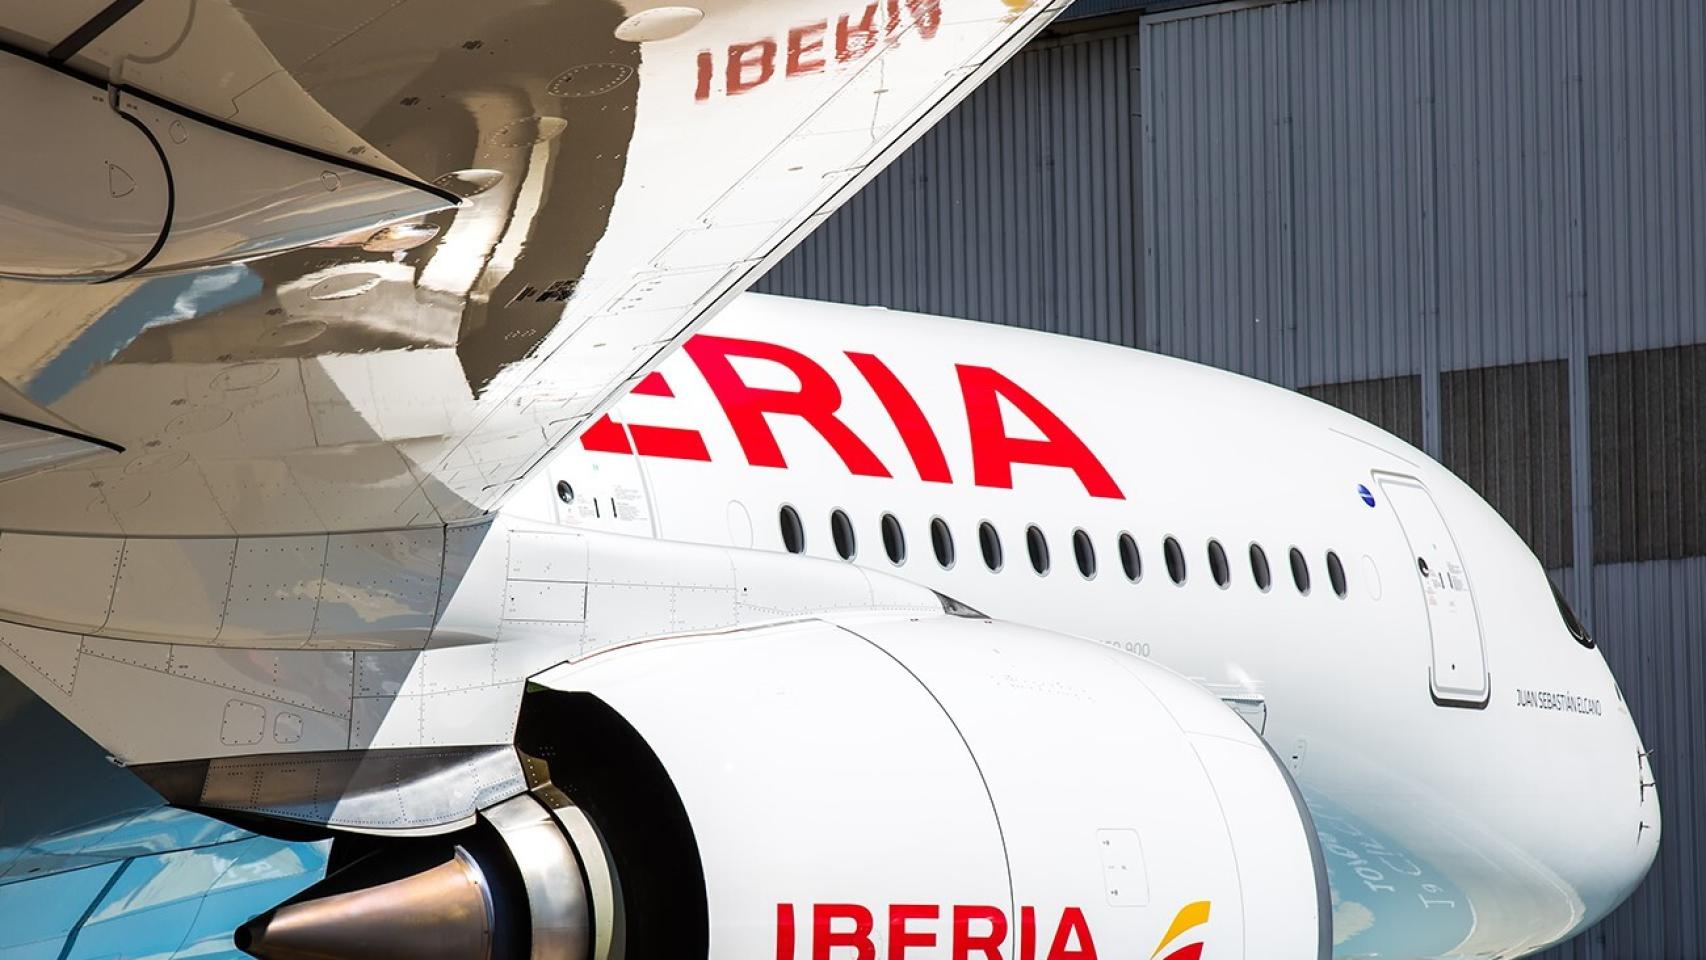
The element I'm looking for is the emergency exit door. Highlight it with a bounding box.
[1376,475,1490,706]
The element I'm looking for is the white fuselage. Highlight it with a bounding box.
[516,293,1658,959]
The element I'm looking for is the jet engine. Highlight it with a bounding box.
[237,614,1329,960]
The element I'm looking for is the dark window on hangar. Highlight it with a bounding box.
[1300,375,1425,450]
[1164,536,1186,584]
[831,509,856,560]
[1118,533,1142,582]
[931,517,956,568]
[779,505,805,554]
[1591,345,1706,563]
[1441,360,1572,569]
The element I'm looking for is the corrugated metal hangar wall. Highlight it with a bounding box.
[756,0,1706,956]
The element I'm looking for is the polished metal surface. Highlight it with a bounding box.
[0,524,454,647]
[135,745,527,834]
[231,794,593,960]
[0,50,455,283]
[0,0,1070,539]
[483,794,592,960]
[539,791,621,960]
[0,53,167,280]
[0,416,114,482]
[237,848,494,960]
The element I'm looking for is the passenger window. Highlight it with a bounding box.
[1207,539,1230,588]
[1249,543,1271,592]
[1073,529,1096,579]
[1289,547,1311,595]
[779,505,805,554]
[1164,536,1186,585]
[1026,525,1051,575]
[931,517,956,569]
[881,513,906,566]
[831,509,856,561]
[1118,532,1142,582]
[1326,550,1347,598]
[979,521,1004,572]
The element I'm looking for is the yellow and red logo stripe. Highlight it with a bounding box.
[1150,901,1210,960]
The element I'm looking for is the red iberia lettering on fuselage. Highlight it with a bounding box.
[695,0,943,101]
[581,333,1124,500]
[774,903,1100,960]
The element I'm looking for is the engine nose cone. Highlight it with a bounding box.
[236,849,494,960]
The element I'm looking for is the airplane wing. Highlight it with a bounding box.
[0,0,1067,538]
[0,0,1071,839]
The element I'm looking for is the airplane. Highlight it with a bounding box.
[0,291,1660,959]
[0,2,1656,960]
[500,292,1661,959]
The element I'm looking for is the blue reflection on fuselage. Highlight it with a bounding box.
[0,670,329,960]
[0,829,329,960]
[1303,790,1474,958]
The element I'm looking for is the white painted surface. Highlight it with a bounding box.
[536,614,1322,959]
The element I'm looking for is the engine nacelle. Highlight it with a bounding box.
[240,613,1328,960]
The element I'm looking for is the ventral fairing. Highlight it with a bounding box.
[0,2,1655,959]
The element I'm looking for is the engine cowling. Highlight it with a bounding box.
[239,613,1328,960]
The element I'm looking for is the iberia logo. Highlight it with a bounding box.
[1151,901,1211,960]
[772,899,1210,959]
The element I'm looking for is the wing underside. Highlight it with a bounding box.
[0,0,1066,539]
[0,0,1061,853]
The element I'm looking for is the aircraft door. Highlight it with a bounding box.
[1375,474,1490,707]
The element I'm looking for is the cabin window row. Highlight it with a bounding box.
[776,505,1349,599]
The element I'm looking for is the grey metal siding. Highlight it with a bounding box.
[1580,0,1706,356]
[1143,0,1436,387]
[1556,560,1706,960]
[759,28,1145,345]
[1428,0,1579,371]
[756,1,1706,954]
[1142,5,1292,382]
[1139,0,1607,382]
